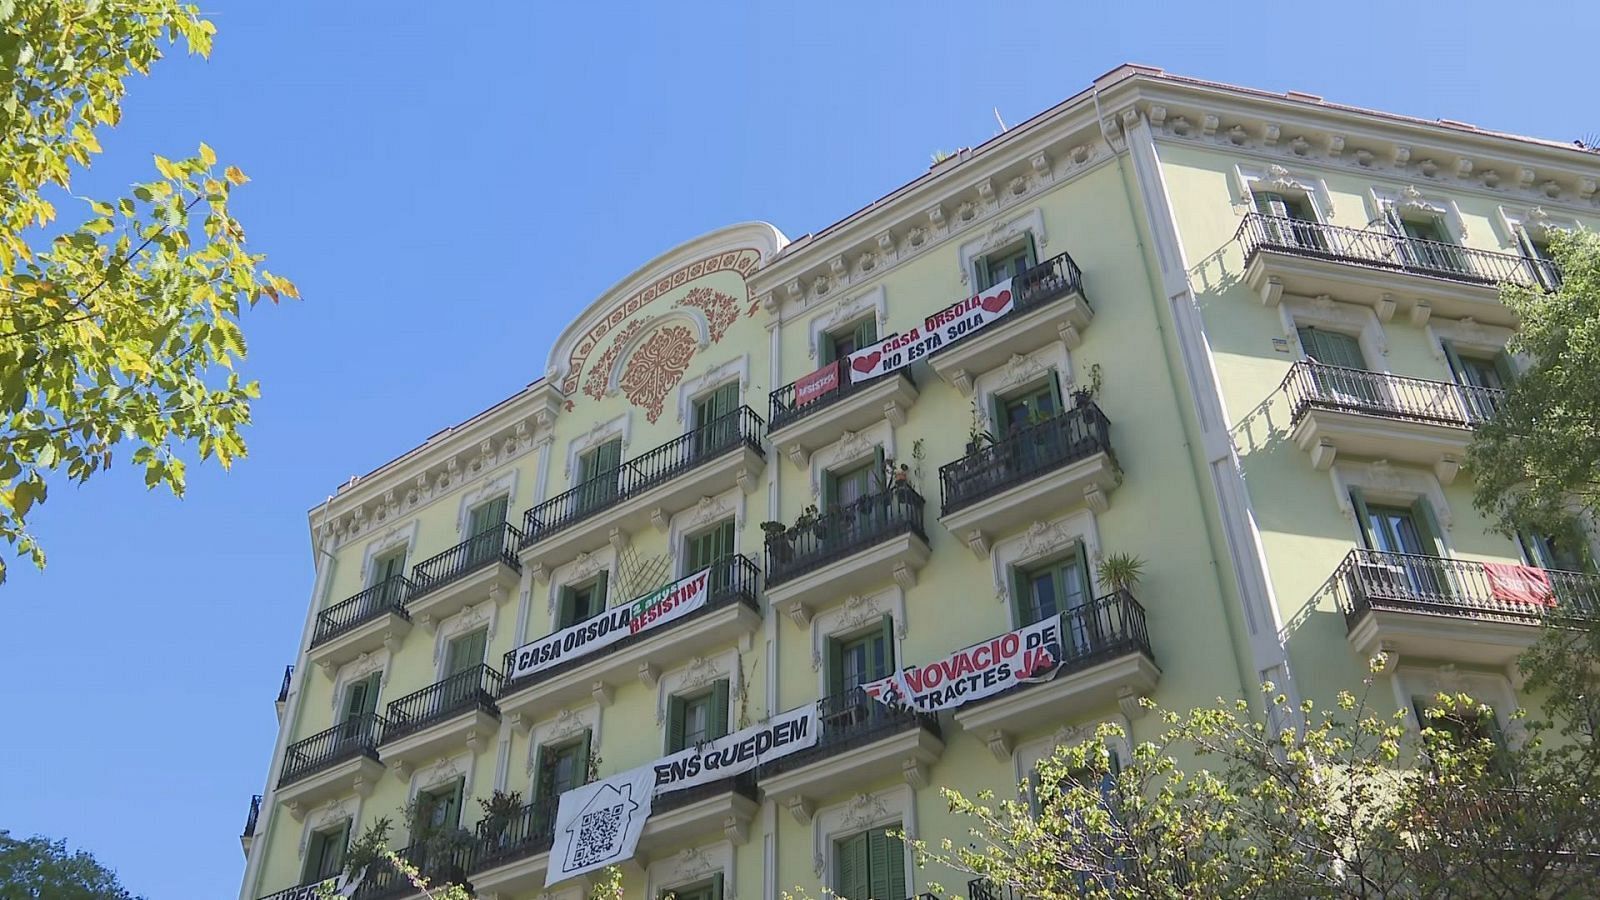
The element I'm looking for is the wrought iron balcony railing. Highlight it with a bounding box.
[1236,213,1562,289]
[768,366,912,435]
[928,250,1087,357]
[381,663,503,744]
[410,520,523,597]
[501,553,761,697]
[939,402,1112,515]
[243,793,261,839]
[311,576,414,648]
[469,796,558,873]
[1058,589,1154,670]
[764,485,927,587]
[1326,548,1600,627]
[521,406,765,545]
[277,664,294,704]
[968,879,1026,900]
[259,877,337,900]
[279,713,385,788]
[355,840,472,900]
[758,687,940,777]
[1282,362,1505,428]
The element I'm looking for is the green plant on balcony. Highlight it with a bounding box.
[343,816,392,884]
[1072,362,1103,409]
[760,520,792,564]
[476,789,522,844]
[1097,552,1146,594]
[966,400,996,455]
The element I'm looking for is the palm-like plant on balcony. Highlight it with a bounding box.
[476,789,522,844]
[1097,552,1146,594]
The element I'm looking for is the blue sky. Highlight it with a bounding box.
[1,1,1596,896]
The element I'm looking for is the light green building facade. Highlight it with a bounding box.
[239,65,1600,900]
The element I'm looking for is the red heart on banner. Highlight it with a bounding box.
[850,350,882,374]
[980,289,1012,314]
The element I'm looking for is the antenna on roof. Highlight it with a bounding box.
[994,107,1009,133]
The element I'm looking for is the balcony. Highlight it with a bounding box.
[768,369,918,469]
[355,841,472,900]
[467,796,557,896]
[1237,213,1559,328]
[641,772,760,852]
[968,880,1025,900]
[499,555,762,720]
[1282,362,1504,483]
[276,714,385,819]
[241,793,260,857]
[759,689,943,823]
[407,521,523,630]
[928,252,1092,395]
[520,407,766,578]
[306,577,413,675]
[764,487,931,627]
[276,664,294,720]
[954,592,1160,759]
[1326,549,1600,668]
[939,403,1118,556]
[259,878,337,900]
[379,663,503,777]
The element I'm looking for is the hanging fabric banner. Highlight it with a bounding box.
[545,765,657,887]
[1484,562,1557,607]
[844,278,1015,384]
[651,703,819,795]
[793,360,841,406]
[861,614,1065,712]
[508,568,711,680]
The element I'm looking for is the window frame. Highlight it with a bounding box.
[301,818,351,883]
[975,235,1038,291]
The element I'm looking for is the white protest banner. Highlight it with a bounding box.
[545,765,656,887]
[508,568,711,681]
[844,278,1015,384]
[862,614,1064,712]
[651,703,819,795]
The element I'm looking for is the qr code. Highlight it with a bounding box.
[571,802,625,868]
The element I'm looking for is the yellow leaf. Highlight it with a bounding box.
[224,165,248,186]
[154,155,178,180]
[198,142,217,167]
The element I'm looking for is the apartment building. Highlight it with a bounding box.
[238,65,1600,900]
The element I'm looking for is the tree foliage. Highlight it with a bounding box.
[0,830,141,900]
[0,0,295,583]
[1468,229,1600,537]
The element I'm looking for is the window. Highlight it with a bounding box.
[825,457,880,511]
[1253,191,1325,249]
[827,619,895,697]
[1518,530,1590,574]
[993,375,1062,435]
[1014,545,1092,631]
[693,382,741,454]
[1517,228,1562,290]
[685,518,735,593]
[1387,208,1466,274]
[1351,490,1447,596]
[1412,696,1504,750]
[557,573,608,630]
[416,778,465,834]
[1441,341,1511,422]
[666,679,729,753]
[370,546,407,587]
[576,438,623,511]
[341,672,381,728]
[301,819,350,883]
[820,318,877,365]
[465,494,510,567]
[662,875,724,900]
[1298,326,1377,404]
[834,825,907,900]
[443,628,487,676]
[977,237,1037,291]
[534,734,590,801]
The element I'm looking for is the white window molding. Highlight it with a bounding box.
[809,420,895,500]
[358,521,419,586]
[812,785,916,891]
[810,585,907,696]
[990,510,1104,628]
[1233,163,1334,221]
[431,600,498,679]
[1389,664,1521,745]
[806,285,886,360]
[972,343,1073,436]
[676,354,751,425]
[1280,294,1388,365]
[297,795,361,858]
[957,207,1049,287]
[544,547,618,622]
[1494,205,1578,245]
[1329,460,1454,538]
[1366,184,1467,240]
[646,842,736,900]
[1425,316,1515,367]
[454,467,518,536]
[656,648,742,731]
[563,412,631,482]
[330,649,391,719]
[667,486,746,580]
[1013,712,1133,786]
[523,704,601,781]
[406,750,475,807]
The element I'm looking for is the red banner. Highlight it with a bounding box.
[794,360,840,407]
[1484,563,1556,607]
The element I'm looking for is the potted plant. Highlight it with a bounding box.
[760,520,792,564]
[965,400,995,455]
[477,789,522,845]
[424,826,476,885]
[1097,552,1146,595]
[1073,363,1104,409]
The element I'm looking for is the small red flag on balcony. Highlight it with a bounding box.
[1484,562,1556,607]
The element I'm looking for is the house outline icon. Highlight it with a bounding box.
[562,780,642,872]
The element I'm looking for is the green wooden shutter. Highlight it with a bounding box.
[1008,566,1029,629]
[852,318,876,349]
[445,779,464,828]
[594,570,609,607]
[1047,370,1065,414]
[709,680,730,740]
[872,447,886,496]
[531,745,547,799]
[1492,352,1516,388]
[1350,489,1377,549]
[867,827,907,899]
[344,673,380,722]
[1023,233,1039,270]
[469,495,508,535]
[825,637,843,698]
[577,730,592,785]
[667,695,686,753]
[1410,498,1447,557]
[836,832,869,899]
[709,873,725,900]
[876,615,896,680]
[446,629,487,675]
[1440,340,1469,384]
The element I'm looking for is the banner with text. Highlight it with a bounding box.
[844,278,1015,384]
[508,568,711,681]
[793,359,840,407]
[652,703,819,795]
[862,615,1064,712]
